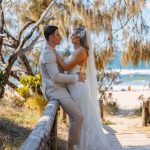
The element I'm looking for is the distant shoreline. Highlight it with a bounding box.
[105,69,150,75]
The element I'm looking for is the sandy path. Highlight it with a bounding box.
[106,91,150,110]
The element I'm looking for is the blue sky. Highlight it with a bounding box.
[3,0,150,53]
[142,0,150,26]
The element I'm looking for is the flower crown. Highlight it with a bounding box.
[76,30,86,39]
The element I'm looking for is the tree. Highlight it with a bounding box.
[0,0,58,97]
[18,0,149,66]
[0,0,149,98]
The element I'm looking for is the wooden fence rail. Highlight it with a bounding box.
[20,100,59,150]
[20,97,124,149]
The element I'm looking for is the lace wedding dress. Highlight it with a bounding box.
[67,64,111,150]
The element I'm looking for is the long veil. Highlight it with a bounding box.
[74,28,110,150]
[85,29,102,123]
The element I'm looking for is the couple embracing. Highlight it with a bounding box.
[39,25,110,150]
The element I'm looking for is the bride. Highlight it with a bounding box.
[55,27,110,150]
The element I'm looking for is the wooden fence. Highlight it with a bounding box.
[142,100,150,126]
[20,100,59,150]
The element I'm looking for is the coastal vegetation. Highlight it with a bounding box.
[0,0,150,149]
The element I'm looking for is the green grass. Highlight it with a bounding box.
[103,119,115,125]
[134,107,142,116]
[104,102,119,115]
[0,105,40,149]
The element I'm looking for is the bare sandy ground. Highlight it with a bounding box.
[106,90,150,110]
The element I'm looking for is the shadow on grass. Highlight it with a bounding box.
[0,118,31,149]
[0,117,68,150]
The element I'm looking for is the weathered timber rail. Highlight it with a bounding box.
[20,100,59,150]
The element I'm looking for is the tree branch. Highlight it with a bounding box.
[7,80,18,89]
[0,3,5,63]
[10,71,20,81]
[17,21,35,42]
[0,1,55,97]
[112,17,132,34]
[4,29,18,43]
[19,55,34,75]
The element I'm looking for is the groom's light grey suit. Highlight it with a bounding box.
[39,43,83,147]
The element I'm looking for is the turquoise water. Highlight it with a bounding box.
[105,51,150,90]
[106,51,150,70]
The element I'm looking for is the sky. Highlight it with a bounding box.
[142,0,150,26]
[3,0,150,53]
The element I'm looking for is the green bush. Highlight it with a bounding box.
[104,101,118,115]
[17,74,42,99]
[17,86,30,99]
[19,74,41,89]
[17,74,47,112]
[24,93,47,114]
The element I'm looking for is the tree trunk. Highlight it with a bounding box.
[99,99,104,120]
[7,81,18,89]
[20,55,34,75]
[0,1,55,98]
[0,54,17,98]
[0,2,4,63]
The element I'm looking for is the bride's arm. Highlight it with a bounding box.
[55,48,86,71]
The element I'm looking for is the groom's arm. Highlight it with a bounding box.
[43,51,78,84]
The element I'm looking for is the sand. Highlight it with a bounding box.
[105,90,150,110]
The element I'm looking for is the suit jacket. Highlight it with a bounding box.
[39,43,76,100]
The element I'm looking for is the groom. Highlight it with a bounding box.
[40,25,84,150]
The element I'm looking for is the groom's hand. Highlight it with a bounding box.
[78,72,86,82]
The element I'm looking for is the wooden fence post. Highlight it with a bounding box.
[50,111,58,150]
[142,101,149,127]
[99,99,104,120]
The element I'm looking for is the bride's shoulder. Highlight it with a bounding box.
[77,46,86,53]
[77,47,88,57]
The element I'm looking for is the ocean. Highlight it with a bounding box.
[105,51,150,91]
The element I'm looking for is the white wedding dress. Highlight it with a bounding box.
[67,64,111,150]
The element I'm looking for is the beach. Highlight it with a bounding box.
[105,90,150,110]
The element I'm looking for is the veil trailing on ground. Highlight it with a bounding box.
[85,29,102,123]
[72,28,110,149]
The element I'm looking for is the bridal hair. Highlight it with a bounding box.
[74,27,89,50]
[44,25,58,40]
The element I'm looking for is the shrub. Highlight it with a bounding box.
[17,86,30,99]
[104,101,118,115]
[103,120,115,125]
[134,107,142,116]
[17,74,42,99]
[24,93,47,114]
[19,74,41,90]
